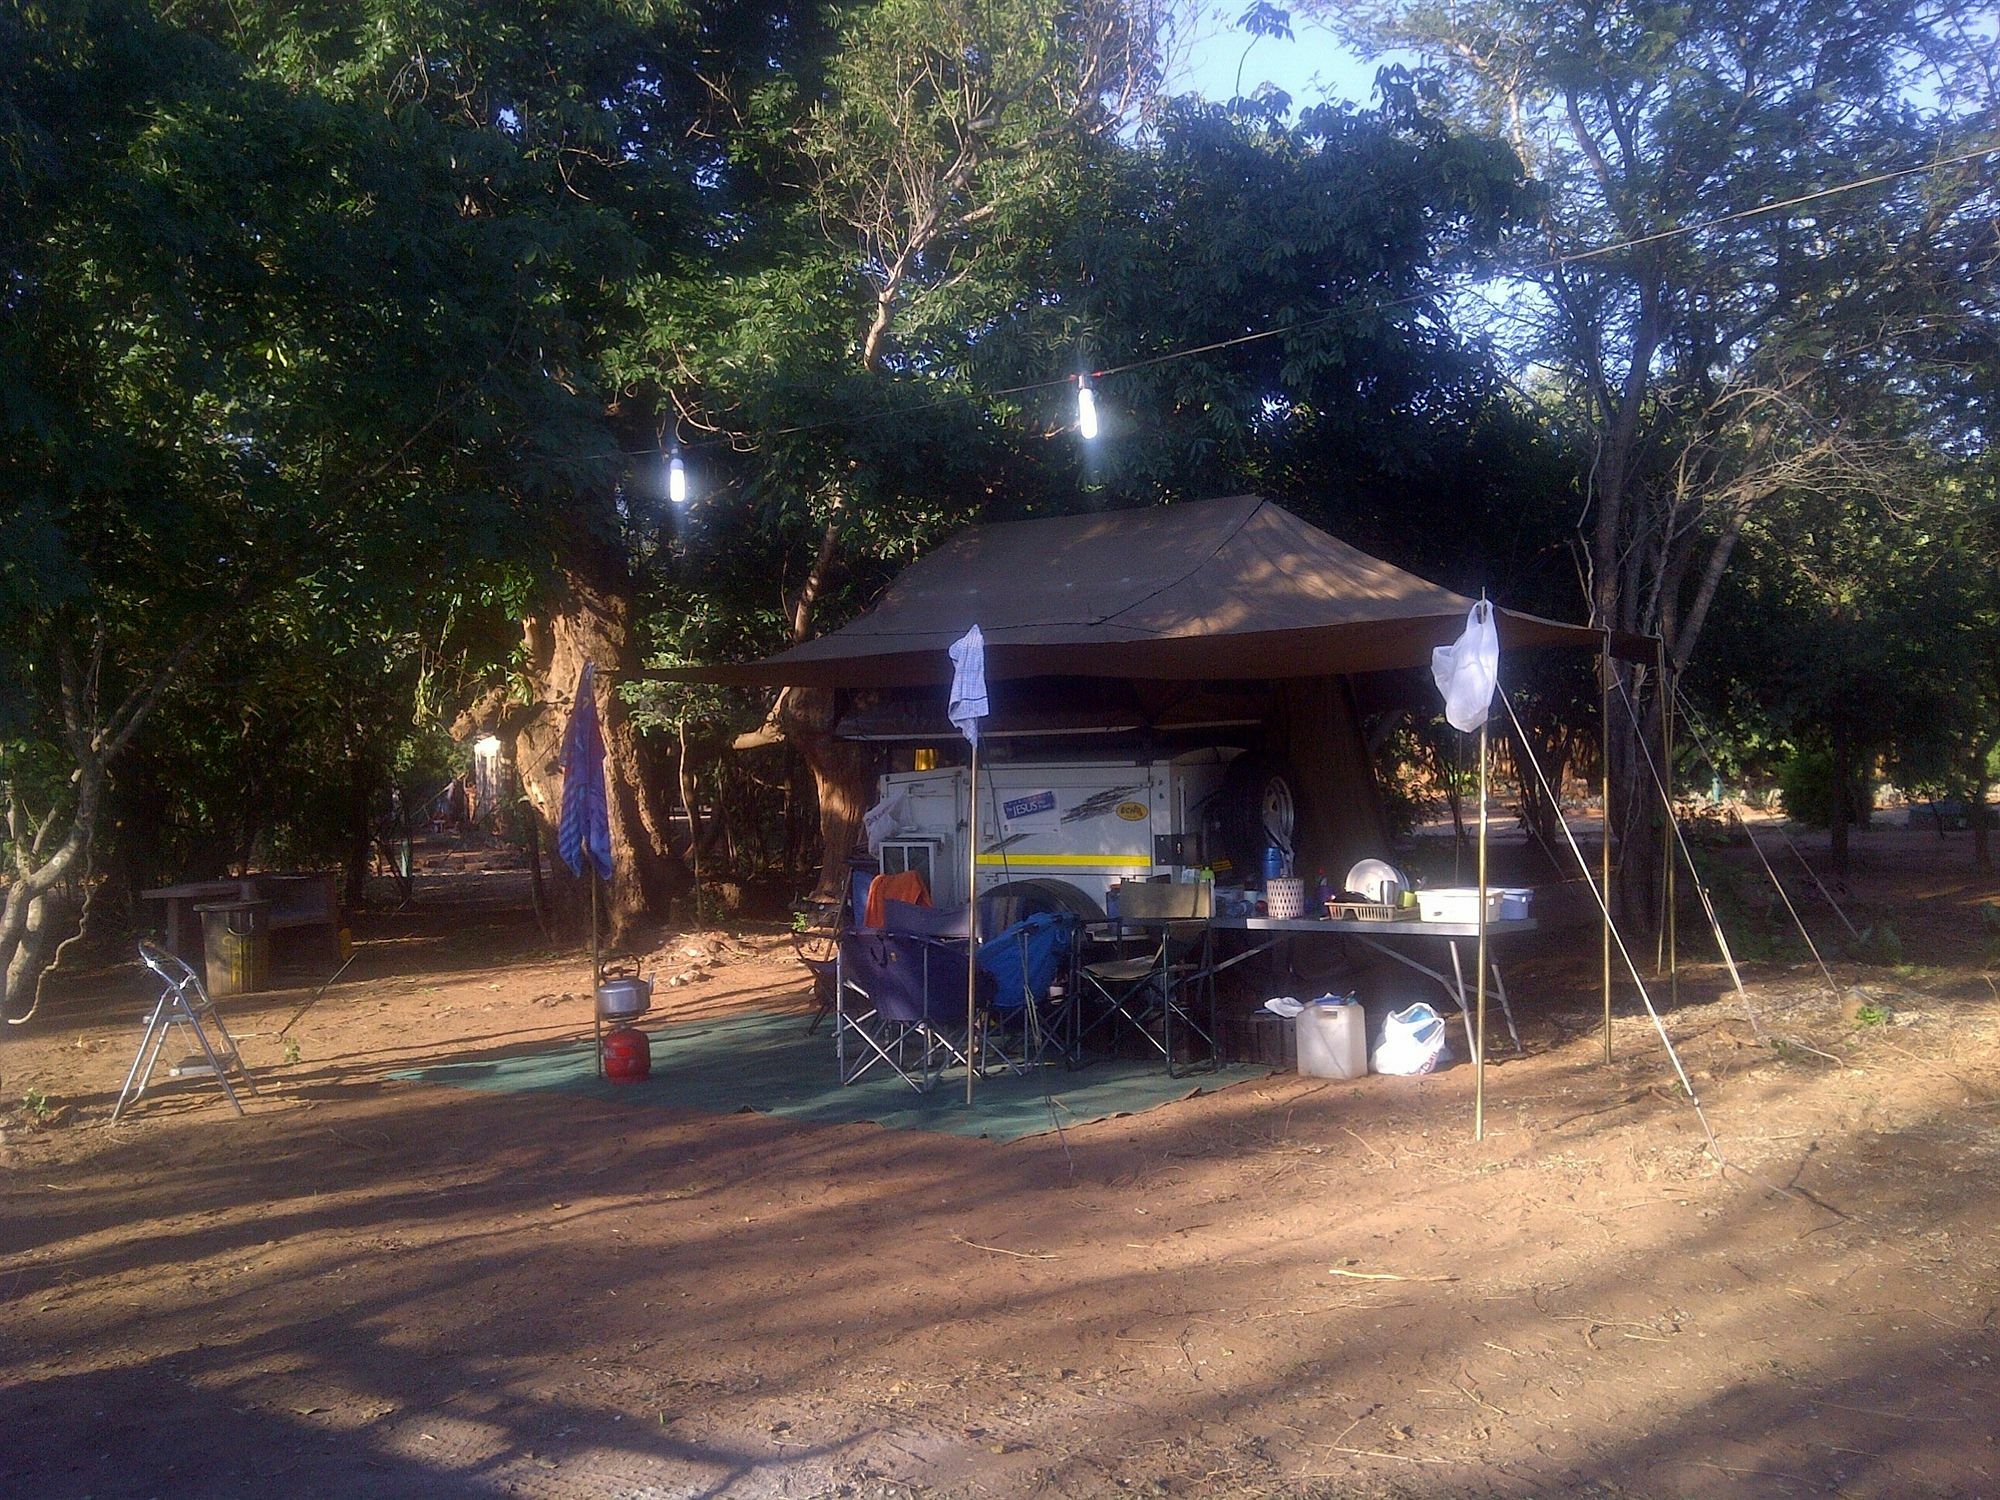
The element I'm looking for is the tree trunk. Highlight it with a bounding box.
[1604,662,1662,931]
[1829,719,1852,879]
[1976,780,1992,876]
[1,764,104,1022]
[499,556,689,944]
[780,687,877,901]
[342,746,375,911]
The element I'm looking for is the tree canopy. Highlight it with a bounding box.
[4,0,1997,1014]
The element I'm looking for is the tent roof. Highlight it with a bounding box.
[664,495,1650,688]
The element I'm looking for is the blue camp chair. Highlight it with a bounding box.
[977,912,1081,1070]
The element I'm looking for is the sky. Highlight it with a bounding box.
[1163,7,1401,111]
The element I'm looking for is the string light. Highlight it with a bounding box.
[1075,375,1099,440]
[667,445,687,504]
[612,142,1999,471]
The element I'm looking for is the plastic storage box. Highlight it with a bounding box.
[1416,887,1505,924]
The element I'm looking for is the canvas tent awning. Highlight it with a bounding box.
[661,495,1651,689]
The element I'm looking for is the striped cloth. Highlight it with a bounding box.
[557,661,614,881]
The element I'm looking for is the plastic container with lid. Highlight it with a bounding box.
[1296,995,1367,1079]
[1416,887,1505,924]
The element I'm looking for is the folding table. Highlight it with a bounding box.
[1205,914,1537,1056]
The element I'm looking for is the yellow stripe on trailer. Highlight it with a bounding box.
[974,853,1152,868]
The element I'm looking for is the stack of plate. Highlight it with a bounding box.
[1344,858,1408,905]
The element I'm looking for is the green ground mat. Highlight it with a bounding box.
[394,1010,1268,1142]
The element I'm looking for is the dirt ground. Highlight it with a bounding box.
[4,826,1999,1499]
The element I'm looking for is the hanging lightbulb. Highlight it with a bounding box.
[667,446,687,505]
[1075,375,1099,440]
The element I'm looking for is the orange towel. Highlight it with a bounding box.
[863,870,931,929]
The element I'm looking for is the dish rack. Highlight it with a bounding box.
[1326,901,1399,922]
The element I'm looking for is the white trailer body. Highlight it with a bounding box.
[873,751,1237,915]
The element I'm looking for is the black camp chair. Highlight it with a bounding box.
[1077,880,1219,1077]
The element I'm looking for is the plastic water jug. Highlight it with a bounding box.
[1296,996,1367,1080]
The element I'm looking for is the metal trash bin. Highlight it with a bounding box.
[195,898,271,997]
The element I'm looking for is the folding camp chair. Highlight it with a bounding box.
[800,860,877,1036]
[977,912,1082,1071]
[111,941,258,1124]
[1078,881,1219,1077]
[834,921,991,1093]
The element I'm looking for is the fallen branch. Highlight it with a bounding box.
[951,1233,1060,1261]
[1341,1126,1391,1164]
[1327,1268,1458,1283]
[1310,1445,1452,1466]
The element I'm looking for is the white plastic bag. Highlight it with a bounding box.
[1263,996,1304,1018]
[862,785,907,855]
[1431,601,1499,733]
[1373,1002,1449,1076]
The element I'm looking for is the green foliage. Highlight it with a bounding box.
[1848,923,1905,968]
[1776,745,1844,831]
[1,0,658,918]
[7,0,1996,968]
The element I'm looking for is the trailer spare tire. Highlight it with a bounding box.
[1213,751,1297,879]
[982,878,1104,927]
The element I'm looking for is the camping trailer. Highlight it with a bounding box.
[870,747,1292,918]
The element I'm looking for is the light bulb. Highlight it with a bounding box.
[1076,377,1099,440]
[667,449,687,505]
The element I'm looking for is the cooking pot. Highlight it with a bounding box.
[596,975,653,1020]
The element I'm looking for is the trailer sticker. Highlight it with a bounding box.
[975,853,1152,868]
[1058,785,1147,825]
[999,789,1059,837]
[1115,801,1149,821]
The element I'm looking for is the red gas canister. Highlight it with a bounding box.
[601,1026,652,1083]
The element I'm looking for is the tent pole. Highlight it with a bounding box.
[1475,714,1489,1141]
[1500,689,1720,1157]
[1601,642,1613,1064]
[590,868,603,1078]
[1661,647,1678,1009]
[966,738,980,1107]
[1613,677,1756,1024]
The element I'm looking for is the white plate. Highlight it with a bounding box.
[1343,858,1407,904]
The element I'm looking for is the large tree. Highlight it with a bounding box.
[616,0,1165,892]
[0,0,619,1013]
[1319,0,1999,911]
[144,0,828,937]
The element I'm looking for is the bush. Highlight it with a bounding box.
[1777,745,1873,829]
